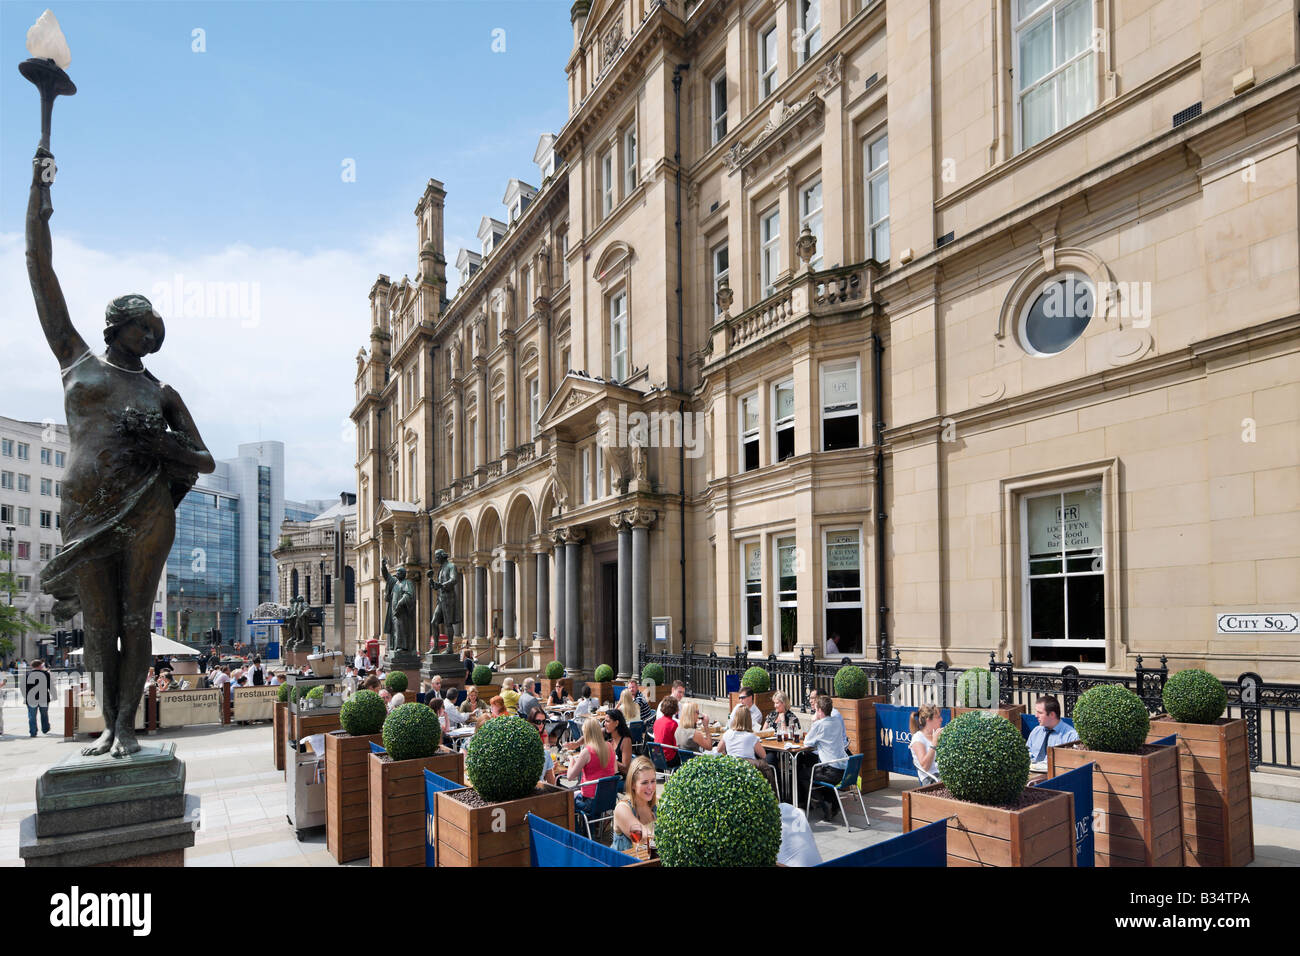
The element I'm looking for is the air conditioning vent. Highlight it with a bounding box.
[864,72,879,90]
[1172,102,1202,128]
[936,231,955,248]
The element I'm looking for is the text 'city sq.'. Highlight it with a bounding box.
[1,0,1298,897]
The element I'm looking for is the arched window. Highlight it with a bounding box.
[290,569,299,598]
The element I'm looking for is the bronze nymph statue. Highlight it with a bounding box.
[27,145,214,757]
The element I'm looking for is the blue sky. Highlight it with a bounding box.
[1,0,573,497]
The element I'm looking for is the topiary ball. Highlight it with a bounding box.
[741,666,770,693]
[657,756,781,867]
[471,664,494,686]
[1162,669,1227,725]
[339,689,386,736]
[381,702,442,761]
[1073,684,1150,754]
[641,663,666,686]
[833,665,869,700]
[465,715,544,802]
[384,671,408,694]
[935,711,1030,806]
[277,682,290,703]
[593,664,614,682]
[545,660,565,680]
[307,685,324,701]
[955,667,998,708]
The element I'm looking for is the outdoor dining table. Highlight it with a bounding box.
[446,725,477,750]
[707,729,809,804]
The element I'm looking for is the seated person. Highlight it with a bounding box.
[652,697,680,765]
[565,716,618,816]
[617,688,641,728]
[517,678,540,717]
[611,756,658,853]
[717,707,778,793]
[730,687,763,730]
[443,687,468,726]
[500,677,521,714]
[762,690,802,735]
[909,704,943,785]
[625,677,656,724]
[548,681,572,706]
[527,703,556,785]
[427,696,453,739]
[459,685,486,716]
[674,700,710,753]
[797,694,851,821]
[573,684,597,716]
[487,695,508,719]
[1027,694,1078,764]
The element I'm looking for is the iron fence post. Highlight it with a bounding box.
[1239,671,1262,770]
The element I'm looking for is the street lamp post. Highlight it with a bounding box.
[5,525,15,660]
[318,552,327,653]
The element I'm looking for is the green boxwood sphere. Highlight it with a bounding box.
[833,665,870,700]
[545,660,565,680]
[381,702,442,761]
[935,711,1030,806]
[384,671,408,694]
[306,685,324,701]
[955,667,998,708]
[593,664,614,682]
[471,665,494,686]
[641,663,666,686]
[741,666,770,693]
[466,715,544,802]
[339,689,386,736]
[1073,684,1150,754]
[1163,669,1227,725]
[277,682,290,703]
[656,756,781,867]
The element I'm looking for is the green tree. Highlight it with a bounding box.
[0,550,50,659]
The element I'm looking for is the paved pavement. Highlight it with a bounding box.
[1,700,1296,866]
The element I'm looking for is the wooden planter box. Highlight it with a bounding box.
[474,684,502,703]
[953,703,1026,726]
[589,681,614,706]
[904,782,1076,867]
[1049,741,1182,867]
[644,682,674,704]
[1147,715,1253,867]
[833,696,889,793]
[436,784,574,867]
[290,710,341,741]
[540,677,570,701]
[325,731,383,863]
[368,750,464,867]
[728,690,774,721]
[272,701,287,771]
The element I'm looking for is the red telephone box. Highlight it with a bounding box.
[365,638,380,666]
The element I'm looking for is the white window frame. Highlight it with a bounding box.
[739,392,759,472]
[0,472,10,490]
[16,443,28,461]
[0,440,11,457]
[528,376,541,439]
[408,446,418,500]
[18,474,29,493]
[17,506,29,526]
[496,398,507,456]
[865,132,889,263]
[741,540,764,654]
[560,232,570,284]
[759,24,778,99]
[40,448,51,465]
[39,510,51,529]
[1013,0,1097,152]
[580,447,592,505]
[595,443,605,499]
[760,206,780,297]
[823,526,864,658]
[820,359,861,451]
[798,0,822,64]
[468,417,478,471]
[712,241,730,318]
[710,70,728,145]
[40,477,51,496]
[772,379,795,462]
[601,149,615,217]
[609,290,629,381]
[55,451,64,467]
[775,534,798,655]
[623,125,638,195]
[800,177,824,271]
[1019,482,1107,665]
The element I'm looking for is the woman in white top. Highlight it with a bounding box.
[716,706,766,765]
[909,704,943,785]
[573,684,598,717]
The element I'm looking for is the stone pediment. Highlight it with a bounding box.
[537,373,643,439]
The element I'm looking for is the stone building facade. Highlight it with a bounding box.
[353,0,1300,682]
[271,494,358,654]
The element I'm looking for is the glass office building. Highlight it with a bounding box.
[168,489,240,643]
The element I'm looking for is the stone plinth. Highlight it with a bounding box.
[20,793,200,867]
[35,743,186,837]
[422,651,466,691]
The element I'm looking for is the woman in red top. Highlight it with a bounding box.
[565,715,618,814]
[653,696,680,765]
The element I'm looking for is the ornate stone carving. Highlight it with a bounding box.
[816,51,844,94]
[723,141,748,172]
[602,20,624,70]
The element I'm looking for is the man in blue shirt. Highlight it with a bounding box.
[1027,694,1079,764]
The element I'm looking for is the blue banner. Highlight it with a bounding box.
[1020,713,1076,739]
[1032,761,1093,867]
[816,818,947,867]
[424,769,462,867]
[527,812,634,867]
[874,703,951,776]
[369,742,386,754]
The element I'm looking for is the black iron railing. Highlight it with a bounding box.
[636,645,1300,772]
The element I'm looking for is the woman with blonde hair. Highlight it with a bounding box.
[611,756,658,852]
[674,699,709,753]
[565,715,618,815]
[716,706,766,762]
[909,704,944,785]
[617,688,640,727]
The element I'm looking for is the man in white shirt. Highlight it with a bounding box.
[730,687,763,730]
[798,694,850,821]
[824,634,840,657]
[212,667,232,691]
[354,651,369,675]
[573,684,596,717]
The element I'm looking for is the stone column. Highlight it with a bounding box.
[612,514,633,679]
[535,545,550,642]
[564,530,583,673]
[472,552,490,655]
[630,509,654,663]
[553,531,566,665]
[499,549,519,662]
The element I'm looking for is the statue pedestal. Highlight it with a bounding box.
[18,744,198,867]
[421,652,466,692]
[286,649,310,671]
[384,651,422,698]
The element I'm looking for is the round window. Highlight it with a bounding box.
[1018,274,1094,356]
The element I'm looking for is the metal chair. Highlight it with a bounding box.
[576,774,620,841]
[629,720,646,753]
[806,753,871,833]
[644,741,676,780]
[566,719,585,745]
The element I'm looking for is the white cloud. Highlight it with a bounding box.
[1,229,408,499]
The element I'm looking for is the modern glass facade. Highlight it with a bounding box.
[258,465,272,604]
[167,489,240,643]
